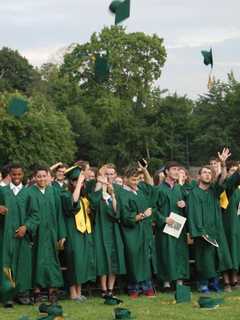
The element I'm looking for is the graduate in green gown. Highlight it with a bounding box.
[221,161,240,291]
[154,161,189,291]
[29,166,66,303]
[51,163,68,191]
[61,165,96,301]
[89,164,126,298]
[0,164,40,306]
[118,166,156,298]
[187,148,233,293]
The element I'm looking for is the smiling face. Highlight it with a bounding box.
[10,167,24,186]
[35,170,48,188]
[56,167,66,182]
[126,175,140,191]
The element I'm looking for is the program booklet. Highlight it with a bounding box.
[163,212,186,239]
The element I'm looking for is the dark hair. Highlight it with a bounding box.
[226,160,239,172]
[198,165,214,175]
[1,164,11,179]
[124,165,140,178]
[33,165,49,175]
[10,163,24,171]
[164,161,181,175]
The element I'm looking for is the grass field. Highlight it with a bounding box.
[1,290,240,320]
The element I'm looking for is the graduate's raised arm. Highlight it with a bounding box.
[72,171,85,203]
[217,147,231,185]
[49,162,63,172]
[137,159,154,186]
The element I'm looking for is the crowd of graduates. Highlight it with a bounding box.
[0,147,240,308]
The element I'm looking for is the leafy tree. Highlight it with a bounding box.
[191,73,240,165]
[0,92,77,168]
[0,47,40,93]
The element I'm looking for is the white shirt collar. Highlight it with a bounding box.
[57,181,64,187]
[123,185,138,195]
[10,182,23,196]
[39,187,46,194]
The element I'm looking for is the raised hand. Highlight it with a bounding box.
[137,159,148,170]
[218,147,231,164]
[78,172,86,184]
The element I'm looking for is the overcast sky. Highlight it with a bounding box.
[1,0,239,98]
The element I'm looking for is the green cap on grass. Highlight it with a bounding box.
[175,284,191,303]
[104,296,123,305]
[114,307,134,319]
[198,296,224,309]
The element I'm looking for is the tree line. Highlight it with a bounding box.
[0,26,239,172]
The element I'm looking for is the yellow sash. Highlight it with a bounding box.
[220,191,229,209]
[75,197,92,234]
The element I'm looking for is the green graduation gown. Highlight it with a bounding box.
[61,190,96,285]
[187,183,232,279]
[118,184,156,283]
[154,182,189,282]
[0,185,40,294]
[222,172,240,271]
[29,185,66,288]
[89,185,126,276]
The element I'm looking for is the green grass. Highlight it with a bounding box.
[1,291,240,320]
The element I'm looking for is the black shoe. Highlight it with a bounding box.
[48,291,58,304]
[16,295,32,305]
[162,287,172,293]
[34,292,45,304]
[4,300,14,308]
[101,290,108,299]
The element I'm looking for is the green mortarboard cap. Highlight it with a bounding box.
[201,48,213,68]
[175,284,191,303]
[64,165,81,180]
[198,296,224,309]
[39,303,63,315]
[7,97,28,117]
[109,0,130,25]
[104,296,123,305]
[114,307,134,319]
[38,316,64,320]
[94,54,110,83]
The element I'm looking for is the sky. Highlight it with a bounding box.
[1,0,239,98]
